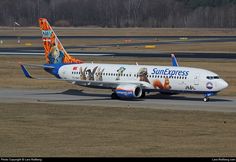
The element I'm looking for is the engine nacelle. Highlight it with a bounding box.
[115,84,142,99]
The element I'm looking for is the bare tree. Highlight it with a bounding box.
[0,0,236,27]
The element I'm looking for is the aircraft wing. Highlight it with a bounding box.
[20,64,147,89]
[20,63,55,79]
[19,63,55,69]
[71,80,146,89]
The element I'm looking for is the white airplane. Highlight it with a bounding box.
[20,18,228,102]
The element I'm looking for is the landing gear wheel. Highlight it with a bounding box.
[203,97,209,102]
[140,92,146,98]
[111,92,119,99]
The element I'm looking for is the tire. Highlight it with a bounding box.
[140,92,146,98]
[203,97,209,102]
[111,92,119,99]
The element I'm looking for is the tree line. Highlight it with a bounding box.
[1,0,236,27]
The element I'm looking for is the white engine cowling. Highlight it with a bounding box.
[115,84,142,99]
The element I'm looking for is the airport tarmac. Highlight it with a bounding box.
[1,88,235,113]
[2,35,236,39]
[1,49,236,59]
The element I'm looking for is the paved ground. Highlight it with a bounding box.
[1,50,236,59]
[0,88,235,113]
[1,29,236,156]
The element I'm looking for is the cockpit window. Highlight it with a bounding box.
[206,76,220,80]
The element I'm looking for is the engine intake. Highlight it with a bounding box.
[115,84,142,99]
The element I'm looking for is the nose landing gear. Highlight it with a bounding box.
[203,92,216,102]
[203,97,209,102]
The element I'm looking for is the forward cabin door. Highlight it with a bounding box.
[194,73,200,85]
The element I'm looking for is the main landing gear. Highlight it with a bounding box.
[111,92,119,99]
[140,92,146,98]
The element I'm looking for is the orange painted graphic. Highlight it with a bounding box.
[39,18,83,64]
[153,78,172,90]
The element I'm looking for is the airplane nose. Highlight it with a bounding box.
[221,80,228,90]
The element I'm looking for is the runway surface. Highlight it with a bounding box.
[1,34,236,59]
[2,35,236,39]
[1,49,236,59]
[1,88,235,113]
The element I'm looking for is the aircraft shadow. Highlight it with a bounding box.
[31,89,108,97]
[32,89,232,102]
[62,89,110,97]
[145,94,232,102]
[37,98,110,102]
[33,89,110,102]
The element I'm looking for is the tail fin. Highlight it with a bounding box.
[39,18,83,64]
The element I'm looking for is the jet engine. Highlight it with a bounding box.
[115,84,142,99]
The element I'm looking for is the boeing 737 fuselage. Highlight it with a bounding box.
[20,18,228,102]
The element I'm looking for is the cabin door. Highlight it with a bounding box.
[194,73,200,85]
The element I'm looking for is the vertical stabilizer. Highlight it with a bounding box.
[39,18,83,64]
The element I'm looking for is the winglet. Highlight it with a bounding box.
[20,64,33,79]
[171,54,179,66]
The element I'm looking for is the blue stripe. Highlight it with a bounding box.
[171,55,179,66]
[20,65,32,78]
[43,63,65,78]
